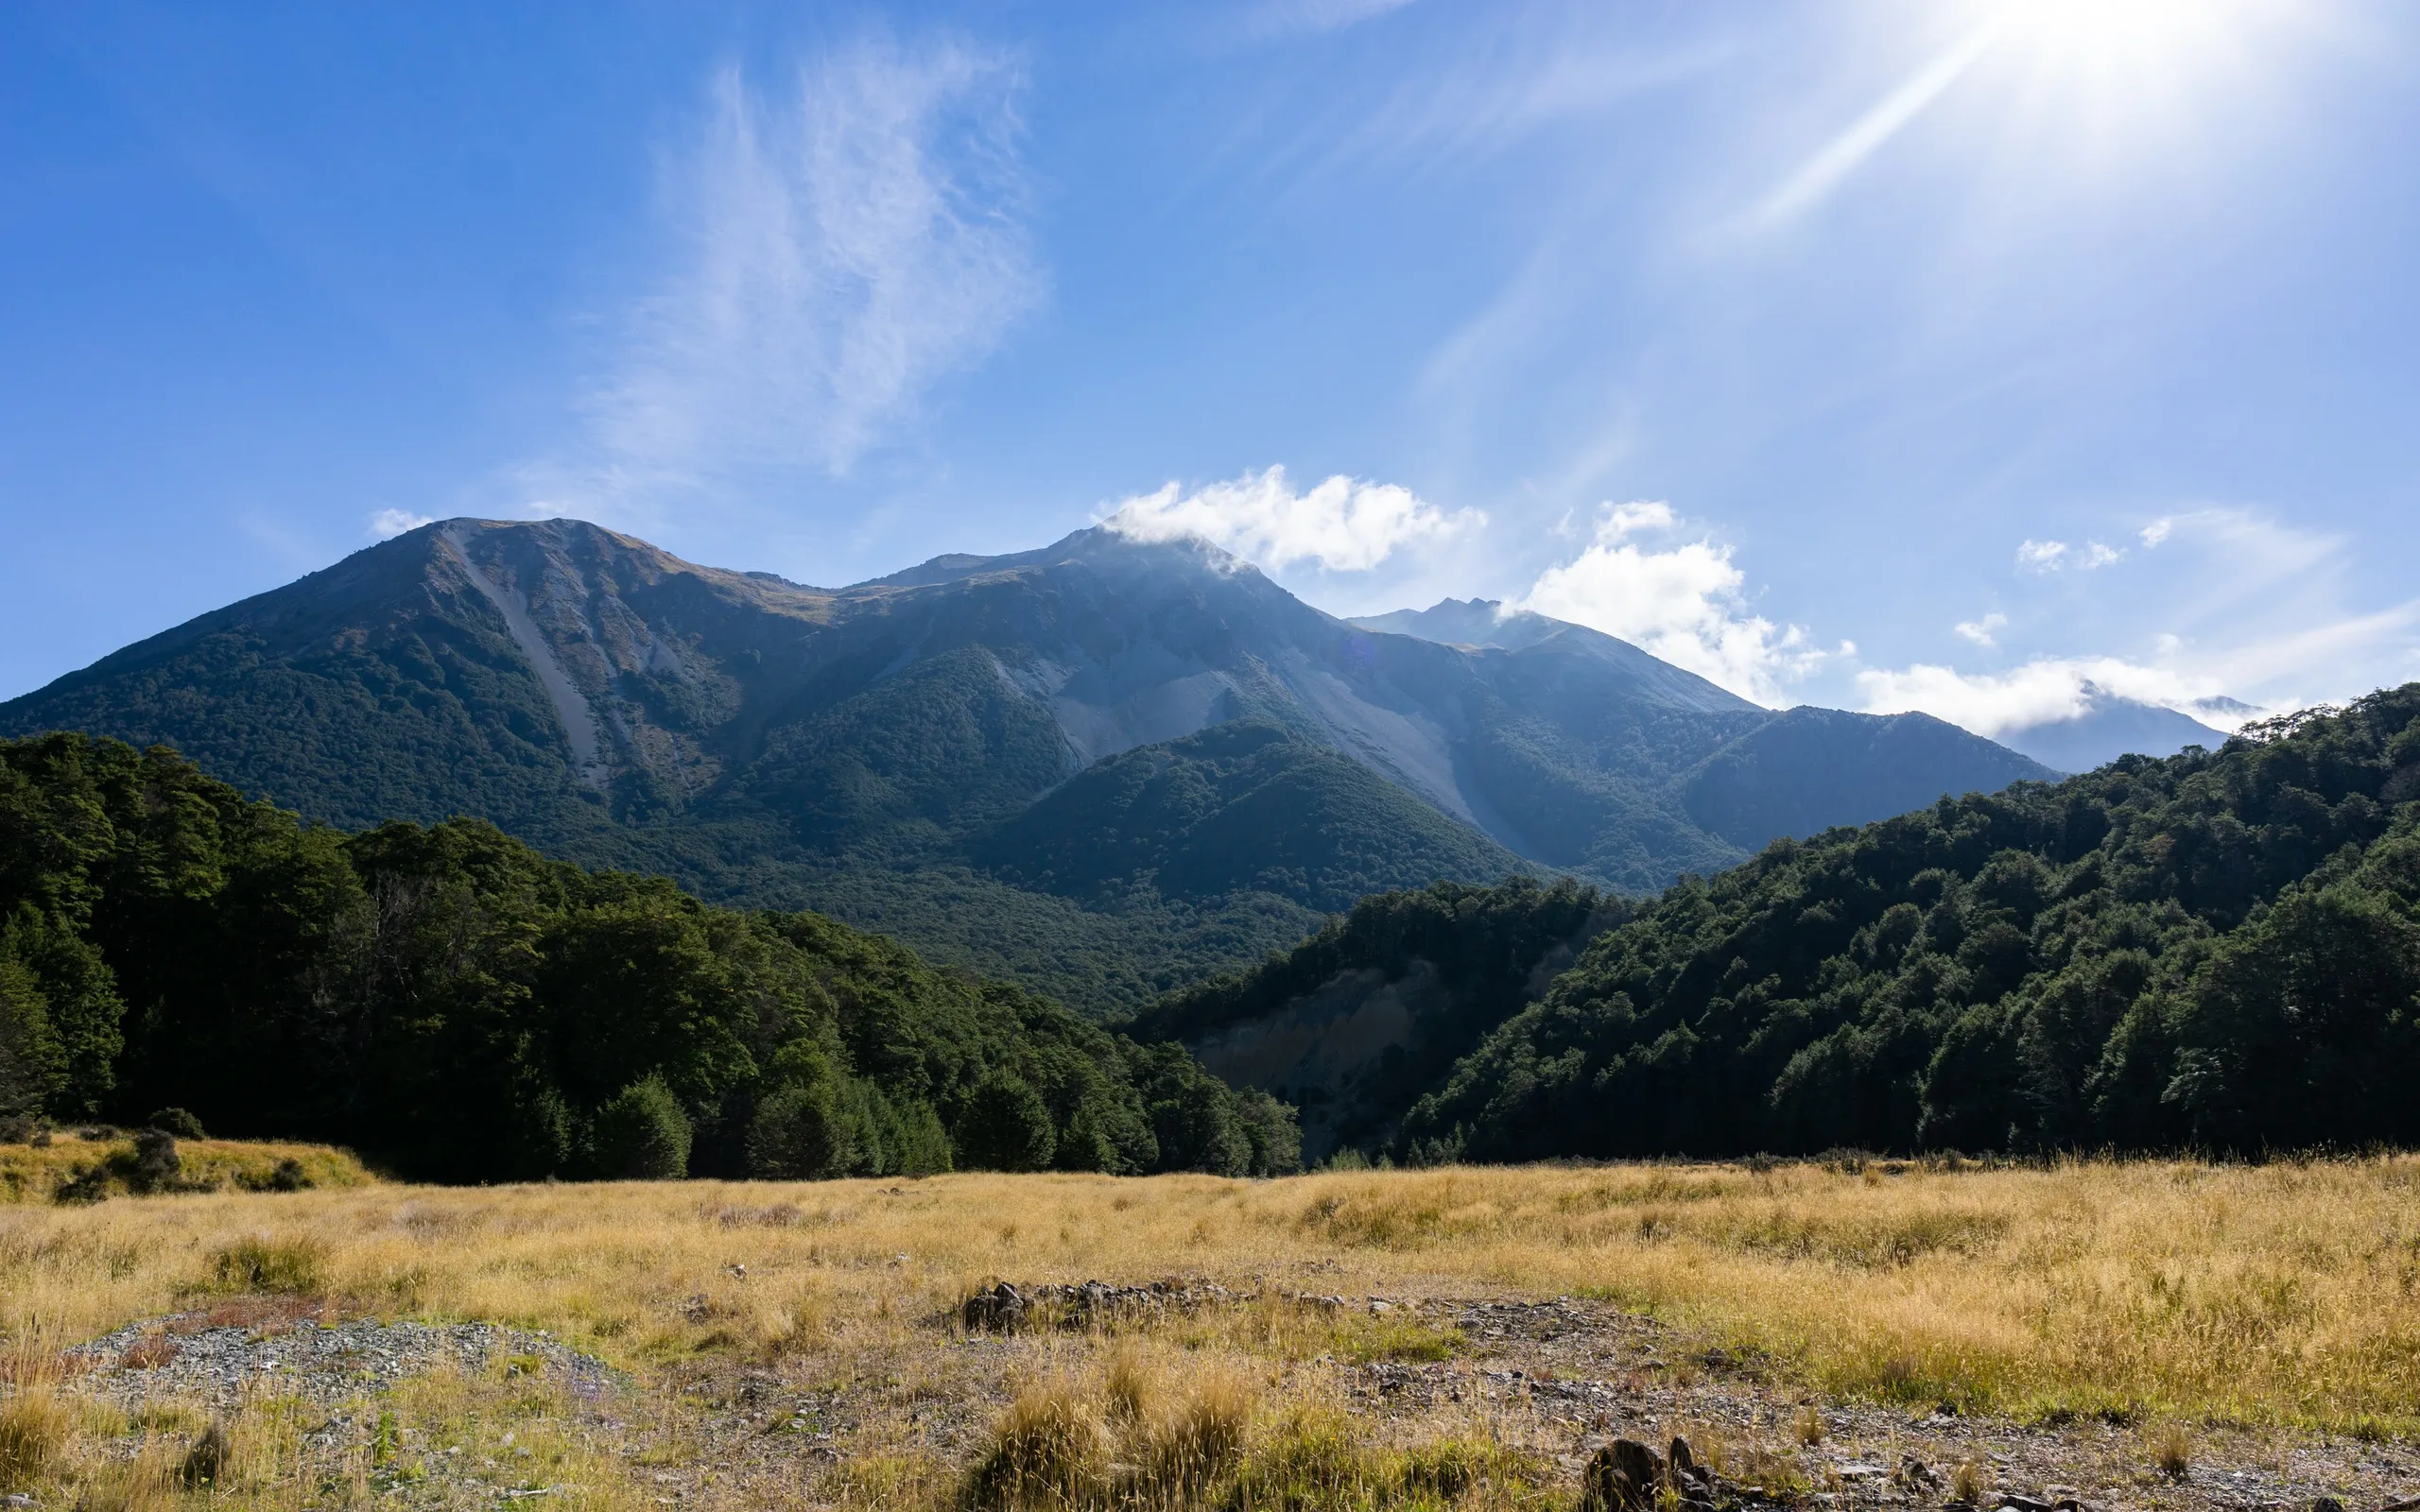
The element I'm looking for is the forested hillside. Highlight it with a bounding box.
[1391,684,2420,1160]
[1134,877,1624,1159]
[0,732,1296,1181]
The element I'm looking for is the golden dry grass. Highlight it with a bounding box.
[0,1133,372,1203]
[0,1153,2416,1509]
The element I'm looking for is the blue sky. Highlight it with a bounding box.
[5,0,2416,738]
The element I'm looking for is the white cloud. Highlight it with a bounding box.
[1513,501,1825,705]
[369,508,436,540]
[2016,538,2121,573]
[2015,539,2067,572]
[1953,611,2006,647]
[1857,657,2242,738]
[1100,465,1483,574]
[1863,507,2420,737]
[567,38,1040,507]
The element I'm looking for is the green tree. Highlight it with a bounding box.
[592,1076,692,1179]
[955,1072,1055,1171]
[747,1081,854,1179]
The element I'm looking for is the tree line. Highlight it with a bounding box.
[0,732,1298,1181]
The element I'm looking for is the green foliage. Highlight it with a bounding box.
[148,1107,205,1138]
[0,730,1296,1181]
[1394,685,2420,1159]
[592,1076,693,1179]
[955,1071,1057,1172]
[0,948,48,1118]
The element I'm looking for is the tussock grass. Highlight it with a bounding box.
[2,1157,2418,1438]
[0,1384,73,1490]
[0,1133,372,1204]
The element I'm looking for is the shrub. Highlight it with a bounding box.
[129,1128,182,1192]
[592,1077,692,1179]
[147,1108,205,1139]
[956,1072,1055,1172]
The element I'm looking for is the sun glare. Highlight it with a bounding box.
[1983,0,2274,135]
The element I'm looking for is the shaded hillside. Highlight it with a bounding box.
[1,519,2048,1010]
[1392,684,2420,1160]
[0,731,1297,1180]
[1131,877,1624,1160]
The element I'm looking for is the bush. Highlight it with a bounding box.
[129,1127,182,1192]
[148,1107,206,1139]
[956,1072,1056,1172]
[592,1077,692,1179]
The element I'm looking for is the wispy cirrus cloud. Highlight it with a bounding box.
[1101,465,1483,573]
[525,36,1041,521]
[1738,19,2000,233]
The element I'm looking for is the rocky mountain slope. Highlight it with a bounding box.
[0,519,2050,1011]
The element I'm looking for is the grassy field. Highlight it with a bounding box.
[4,1154,2418,1511]
[0,1132,373,1205]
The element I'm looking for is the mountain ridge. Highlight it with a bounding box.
[1,517,2053,1012]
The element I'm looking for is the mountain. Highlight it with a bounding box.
[1992,686,2233,773]
[0,519,2051,1012]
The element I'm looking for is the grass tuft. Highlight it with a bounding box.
[205,1233,327,1295]
[0,1387,72,1490]
[2147,1420,2192,1478]
[965,1374,1108,1510]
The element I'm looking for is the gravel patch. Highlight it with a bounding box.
[66,1309,617,1412]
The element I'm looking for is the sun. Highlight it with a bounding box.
[1980,0,2277,131]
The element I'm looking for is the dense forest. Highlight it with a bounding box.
[1393,684,2420,1160]
[0,732,1298,1181]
